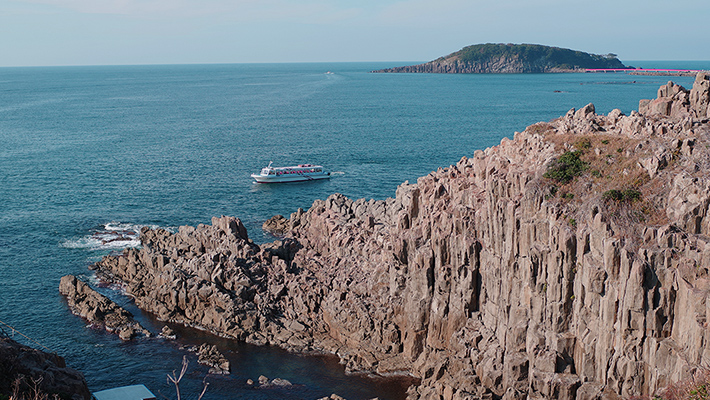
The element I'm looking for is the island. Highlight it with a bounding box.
[372,43,627,73]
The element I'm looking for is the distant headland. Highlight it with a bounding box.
[373,43,627,73]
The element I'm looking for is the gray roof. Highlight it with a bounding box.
[92,384,156,400]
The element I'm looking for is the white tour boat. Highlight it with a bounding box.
[251,162,330,183]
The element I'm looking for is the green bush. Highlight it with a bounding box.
[622,189,642,202]
[575,138,592,149]
[603,189,623,201]
[603,188,642,202]
[544,150,588,184]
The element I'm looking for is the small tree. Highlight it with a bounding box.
[163,356,208,400]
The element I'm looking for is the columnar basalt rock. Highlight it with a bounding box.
[59,274,150,340]
[640,72,710,119]
[89,80,710,400]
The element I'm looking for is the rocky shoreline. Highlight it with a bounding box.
[79,73,709,399]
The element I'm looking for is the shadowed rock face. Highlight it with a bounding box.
[90,77,710,399]
[0,336,91,400]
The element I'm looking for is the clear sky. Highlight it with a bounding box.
[1,0,708,67]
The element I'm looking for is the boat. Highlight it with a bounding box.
[251,161,330,183]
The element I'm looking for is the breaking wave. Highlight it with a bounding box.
[60,222,164,251]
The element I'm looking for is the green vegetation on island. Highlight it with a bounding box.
[374,43,626,74]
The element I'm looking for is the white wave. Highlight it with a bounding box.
[60,221,176,251]
[61,222,141,251]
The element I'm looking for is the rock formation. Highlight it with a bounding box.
[89,74,710,399]
[190,343,230,374]
[59,275,150,340]
[247,375,293,388]
[639,73,710,120]
[160,325,177,339]
[263,214,291,235]
[0,335,91,400]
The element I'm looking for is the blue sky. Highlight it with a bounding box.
[1,0,708,66]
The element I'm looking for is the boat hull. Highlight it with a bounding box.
[251,173,330,183]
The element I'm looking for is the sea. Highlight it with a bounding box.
[0,61,707,400]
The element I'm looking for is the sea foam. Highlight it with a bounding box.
[60,222,154,251]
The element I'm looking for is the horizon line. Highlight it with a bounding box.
[2,59,710,69]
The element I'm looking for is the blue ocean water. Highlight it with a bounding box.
[0,62,706,399]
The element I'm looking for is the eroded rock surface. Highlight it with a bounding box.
[90,76,710,399]
[59,275,150,340]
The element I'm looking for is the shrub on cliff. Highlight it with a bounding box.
[659,369,710,400]
[543,150,588,184]
[602,188,642,203]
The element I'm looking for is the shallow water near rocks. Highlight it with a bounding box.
[0,61,706,399]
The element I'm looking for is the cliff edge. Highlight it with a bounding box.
[372,43,626,74]
[89,72,710,400]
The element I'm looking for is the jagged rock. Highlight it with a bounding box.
[87,82,710,399]
[316,395,348,400]
[190,343,230,374]
[0,336,91,400]
[58,275,150,340]
[263,215,290,235]
[160,325,176,339]
[258,375,269,385]
[269,377,292,387]
[640,73,710,119]
[691,71,710,118]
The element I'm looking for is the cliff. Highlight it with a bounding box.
[373,43,626,74]
[88,72,710,400]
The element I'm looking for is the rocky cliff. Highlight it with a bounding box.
[0,336,91,400]
[372,43,626,74]
[89,73,710,400]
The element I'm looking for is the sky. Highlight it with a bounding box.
[1,0,708,67]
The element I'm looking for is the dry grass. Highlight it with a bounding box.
[537,131,672,232]
[658,369,710,400]
[5,376,59,400]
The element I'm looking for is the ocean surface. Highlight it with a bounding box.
[0,61,707,399]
